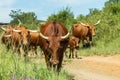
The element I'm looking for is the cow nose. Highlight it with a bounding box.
[23,41,28,45]
[76,44,79,47]
[92,32,96,36]
[93,34,96,36]
[52,60,59,65]
[76,45,79,49]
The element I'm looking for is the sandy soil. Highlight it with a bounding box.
[63,55,120,80]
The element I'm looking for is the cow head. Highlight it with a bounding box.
[1,27,14,49]
[13,27,30,46]
[69,36,79,48]
[39,32,69,65]
[74,37,79,47]
[80,20,100,36]
[86,23,96,36]
[1,27,13,39]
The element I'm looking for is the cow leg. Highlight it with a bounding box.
[18,46,21,55]
[89,41,92,47]
[57,52,64,72]
[57,44,68,72]
[89,36,92,47]
[34,46,37,55]
[75,48,78,58]
[23,49,28,57]
[72,49,74,58]
[44,52,52,70]
[6,44,10,51]
[82,40,86,47]
[23,45,29,57]
[69,48,72,58]
[31,46,37,56]
[5,38,12,51]
[13,44,20,54]
[64,50,68,58]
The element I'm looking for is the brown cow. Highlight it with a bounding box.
[1,26,29,55]
[27,30,42,56]
[1,26,23,54]
[68,36,79,59]
[1,27,13,51]
[39,22,69,72]
[12,26,30,56]
[72,20,100,47]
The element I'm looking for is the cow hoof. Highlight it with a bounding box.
[77,57,82,59]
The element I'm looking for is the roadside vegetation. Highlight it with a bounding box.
[0,43,70,80]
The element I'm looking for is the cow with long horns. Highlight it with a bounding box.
[39,22,69,72]
[12,26,31,55]
[1,27,13,51]
[72,20,100,47]
[26,30,42,56]
[1,26,29,55]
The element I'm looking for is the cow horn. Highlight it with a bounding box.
[17,19,22,27]
[61,32,69,39]
[80,22,88,26]
[28,30,39,33]
[39,32,48,40]
[0,27,6,31]
[4,35,11,37]
[94,20,101,25]
[13,29,22,32]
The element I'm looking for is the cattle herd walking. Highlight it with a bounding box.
[0,20,100,72]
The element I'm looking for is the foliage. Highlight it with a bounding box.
[0,44,70,80]
[9,9,41,29]
[47,7,75,29]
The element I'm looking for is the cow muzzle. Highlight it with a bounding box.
[23,40,28,46]
[76,45,79,49]
[93,34,96,36]
[51,60,59,65]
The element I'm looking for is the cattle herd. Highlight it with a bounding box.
[0,20,100,72]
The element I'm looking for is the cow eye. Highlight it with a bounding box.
[18,32,22,34]
[46,40,49,44]
[87,26,90,28]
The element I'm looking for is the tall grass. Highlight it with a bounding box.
[78,37,120,56]
[0,44,70,80]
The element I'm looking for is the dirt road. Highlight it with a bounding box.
[63,55,120,80]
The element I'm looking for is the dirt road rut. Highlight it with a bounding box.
[63,55,120,80]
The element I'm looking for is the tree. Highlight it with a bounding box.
[47,7,75,29]
[9,9,40,29]
[104,0,120,15]
[108,0,120,4]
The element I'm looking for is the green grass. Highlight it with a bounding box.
[0,45,71,80]
[78,37,120,56]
